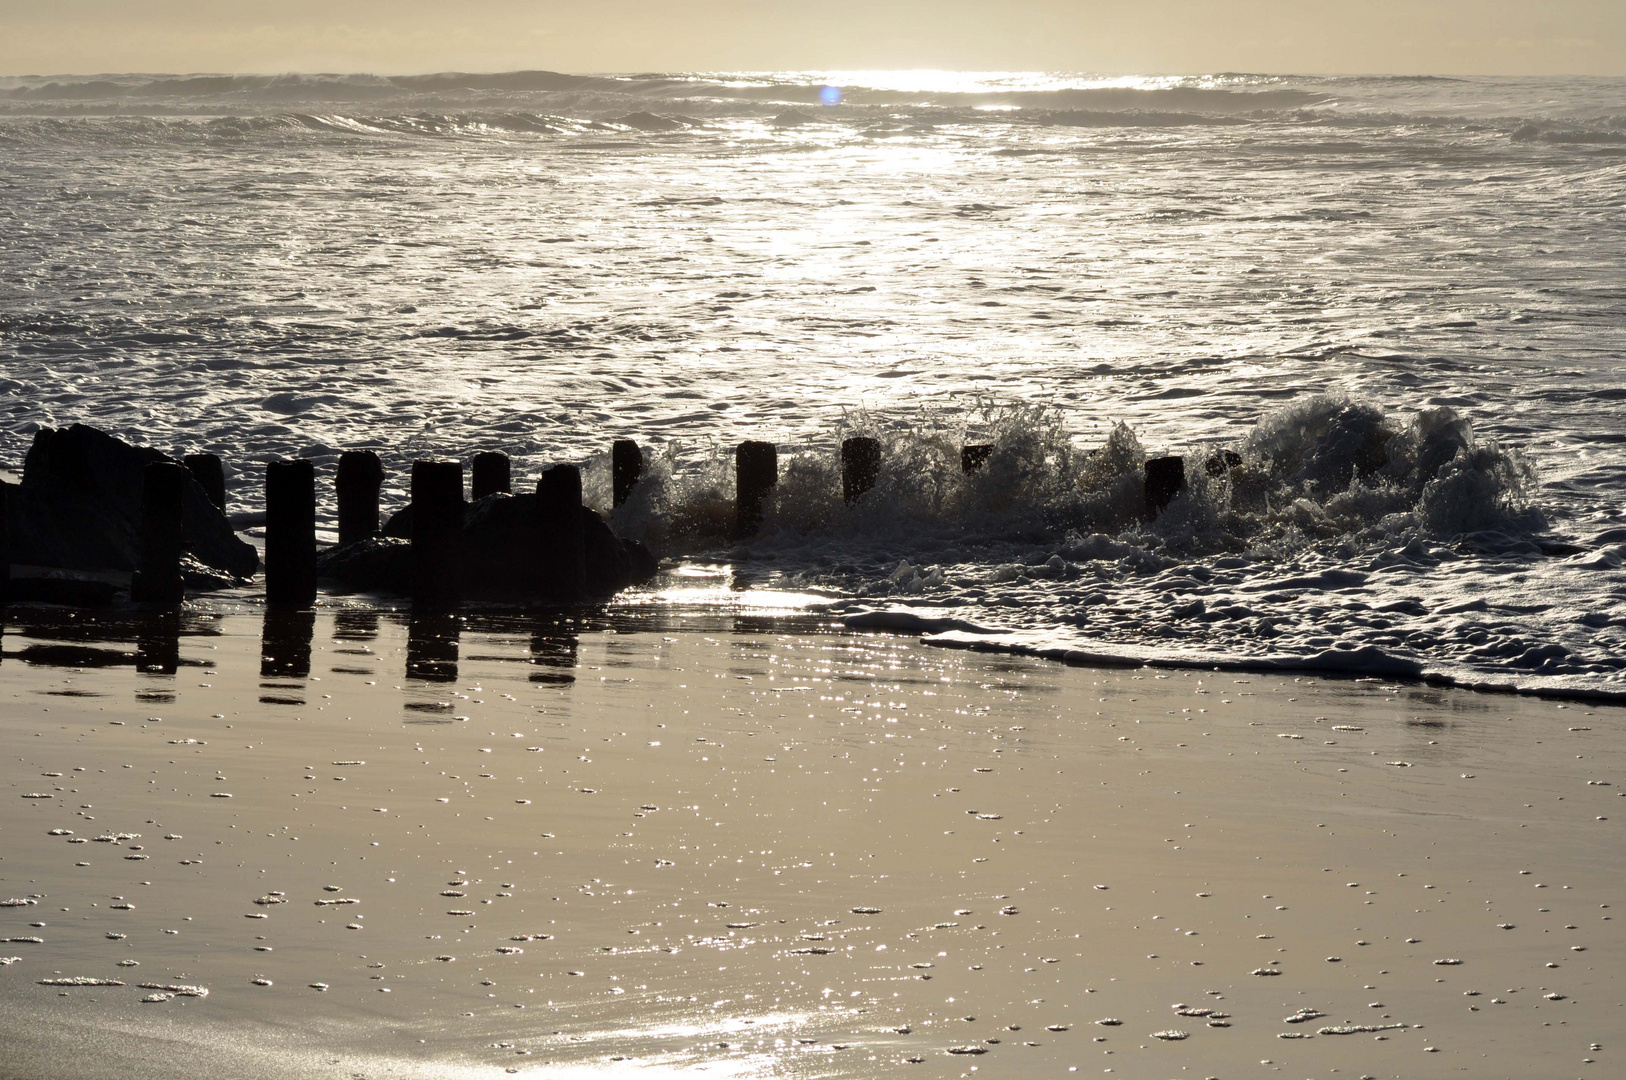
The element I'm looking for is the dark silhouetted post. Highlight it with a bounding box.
[1145,455,1185,520]
[612,440,643,508]
[472,451,511,500]
[131,460,187,604]
[734,440,778,537]
[184,453,226,511]
[265,459,317,608]
[411,460,463,609]
[336,450,384,546]
[961,444,994,473]
[536,464,587,602]
[841,436,881,505]
[0,482,9,606]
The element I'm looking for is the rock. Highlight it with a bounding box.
[341,494,655,601]
[5,425,257,581]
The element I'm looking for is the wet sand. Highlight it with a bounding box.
[0,607,1621,1079]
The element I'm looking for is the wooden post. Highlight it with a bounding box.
[472,451,511,500]
[411,460,464,609]
[131,460,187,604]
[1144,455,1185,520]
[336,450,384,546]
[612,440,643,508]
[841,436,880,505]
[0,482,9,607]
[265,459,317,607]
[734,440,777,537]
[183,453,226,511]
[961,444,994,473]
[536,464,586,602]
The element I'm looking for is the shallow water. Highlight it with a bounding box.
[1,610,1623,1078]
[2,72,1625,694]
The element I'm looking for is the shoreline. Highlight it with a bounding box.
[2,607,1621,1078]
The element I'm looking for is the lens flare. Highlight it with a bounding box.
[819,85,842,106]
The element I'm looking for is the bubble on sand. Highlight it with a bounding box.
[141,993,171,1003]
[1094,1019,1121,1027]
[1151,1030,1190,1041]
[210,793,233,798]
[20,794,54,799]
[117,960,138,967]
[1252,967,1282,975]
[1319,1024,1408,1035]
[309,983,329,991]
[851,907,882,914]
[1434,958,1463,966]
[252,978,272,986]
[946,1046,987,1055]
[47,829,73,836]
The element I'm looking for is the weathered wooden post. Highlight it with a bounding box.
[131,460,187,604]
[411,460,463,609]
[734,440,777,537]
[336,450,384,546]
[183,453,226,512]
[612,440,643,508]
[841,436,881,505]
[265,459,317,607]
[472,451,511,501]
[536,464,587,602]
[1145,455,1185,520]
[961,444,994,473]
[0,481,9,606]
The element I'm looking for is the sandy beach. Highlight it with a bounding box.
[0,604,1618,1079]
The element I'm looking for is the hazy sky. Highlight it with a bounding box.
[2,0,1622,76]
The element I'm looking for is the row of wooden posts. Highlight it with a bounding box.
[1,435,1197,610]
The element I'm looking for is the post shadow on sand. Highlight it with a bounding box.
[529,620,579,685]
[406,611,460,682]
[260,609,316,680]
[135,610,181,675]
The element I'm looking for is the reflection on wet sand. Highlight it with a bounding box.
[1,609,1622,1080]
[260,609,315,682]
[136,610,181,675]
[529,621,577,685]
[406,611,459,682]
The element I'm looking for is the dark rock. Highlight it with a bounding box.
[326,494,656,601]
[4,576,121,608]
[130,461,187,604]
[5,425,256,581]
[961,444,995,473]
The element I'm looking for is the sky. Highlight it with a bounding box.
[1,0,1622,76]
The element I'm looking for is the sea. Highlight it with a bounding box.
[1,70,1624,698]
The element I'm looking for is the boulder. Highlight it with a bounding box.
[5,425,257,581]
[340,493,655,601]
